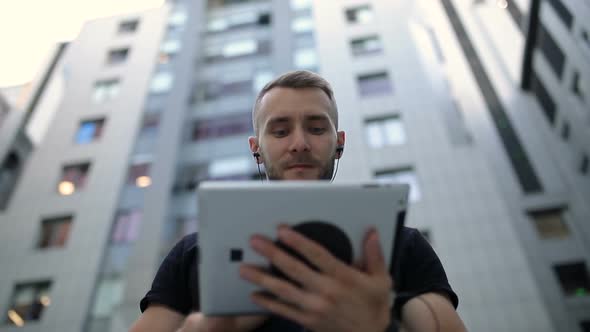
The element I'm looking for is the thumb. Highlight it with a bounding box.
[364,228,387,275]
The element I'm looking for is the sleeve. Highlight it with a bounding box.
[139,234,196,315]
[392,228,459,319]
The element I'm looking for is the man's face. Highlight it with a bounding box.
[249,87,345,180]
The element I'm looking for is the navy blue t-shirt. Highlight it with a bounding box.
[140,227,458,331]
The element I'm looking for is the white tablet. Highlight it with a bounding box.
[197,181,409,315]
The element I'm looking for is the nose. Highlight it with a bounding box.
[289,127,311,153]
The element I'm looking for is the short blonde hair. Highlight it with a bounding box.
[252,70,338,135]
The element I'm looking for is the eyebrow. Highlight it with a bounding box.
[266,114,330,126]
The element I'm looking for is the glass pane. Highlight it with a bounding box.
[91,278,124,317]
[366,123,384,148]
[383,118,406,145]
[376,169,421,201]
[292,16,314,34]
[222,39,257,58]
[150,72,173,93]
[294,48,317,69]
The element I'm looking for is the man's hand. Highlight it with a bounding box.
[176,312,267,332]
[239,225,392,332]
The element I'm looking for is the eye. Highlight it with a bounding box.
[272,129,288,137]
[309,127,326,134]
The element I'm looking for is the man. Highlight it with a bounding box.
[130,71,467,332]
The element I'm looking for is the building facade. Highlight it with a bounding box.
[0,0,588,332]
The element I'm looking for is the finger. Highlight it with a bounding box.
[277,226,363,282]
[250,292,309,327]
[249,234,329,291]
[239,264,310,307]
[364,228,387,275]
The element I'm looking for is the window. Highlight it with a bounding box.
[106,48,129,65]
[168,9,188,27]
[357,72,393,96]
[571,71,586,101]
[546,0,573,30]
[202,79,252,100]
[292,16,314,34]
[58,163,90,195]
[365,115,406,148]
[0,152,20,210]
[111,210,142,244]
[581,155,589,175]
[150,72,173,94]
[528,208,570,239]
[536,24,565,79]
[345,5,374,24]
[118,19,138,33]
[38,215,73,248]
[561,121,570,140]
[553,261,590,297]
[173,157,252,193]
[205,39,271,63]
[159,39,181,64]
[91,278,123,318]
[294,48,318,69]
[350,35,382,56]
[375,168,421,202]
[127,163,151,188]
[531,71,557,124]
[5,281,52,327]
[93,79,120,103]
[209,156,251,179]
[75,119,105,144]
[290,0,312,11]
[139,113,159,138]
[207,12,270,32]
[253,70,273,93]
[191,112,252,141]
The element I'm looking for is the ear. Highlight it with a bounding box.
[248,136,264,164]
[336,131,346,159]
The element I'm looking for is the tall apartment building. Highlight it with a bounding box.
[0,1,588,332]
[422,0,590,330]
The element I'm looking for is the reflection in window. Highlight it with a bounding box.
[290,0,312,11]
[365,115,406,148]
[150,72,174,94]
[118,19,139,34]
[127,163,151,188]
[93,79,120,103]
[294,48,318,69]
[111,210,142,244]
[375,168,421,201]
[5,281,52,327]
[345,5,374,24]
[191,112,252,141]
[38,215,73,249]
[58,163,90,195]
[106,48,129,65]
[253,70,273,93]
[91,278,123,318]
[292,16,314,34]
[357,72,393,96]
[350,35,382,56]
[528,208,570,239]
[75,119,105,144]
[139,113,159,139]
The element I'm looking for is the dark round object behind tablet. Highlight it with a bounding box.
[270,221,353,287]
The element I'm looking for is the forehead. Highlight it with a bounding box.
[257,87,335,127]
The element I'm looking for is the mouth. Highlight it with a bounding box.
[287,164,315,170]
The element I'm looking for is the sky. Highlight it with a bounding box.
[0,0,165,87]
